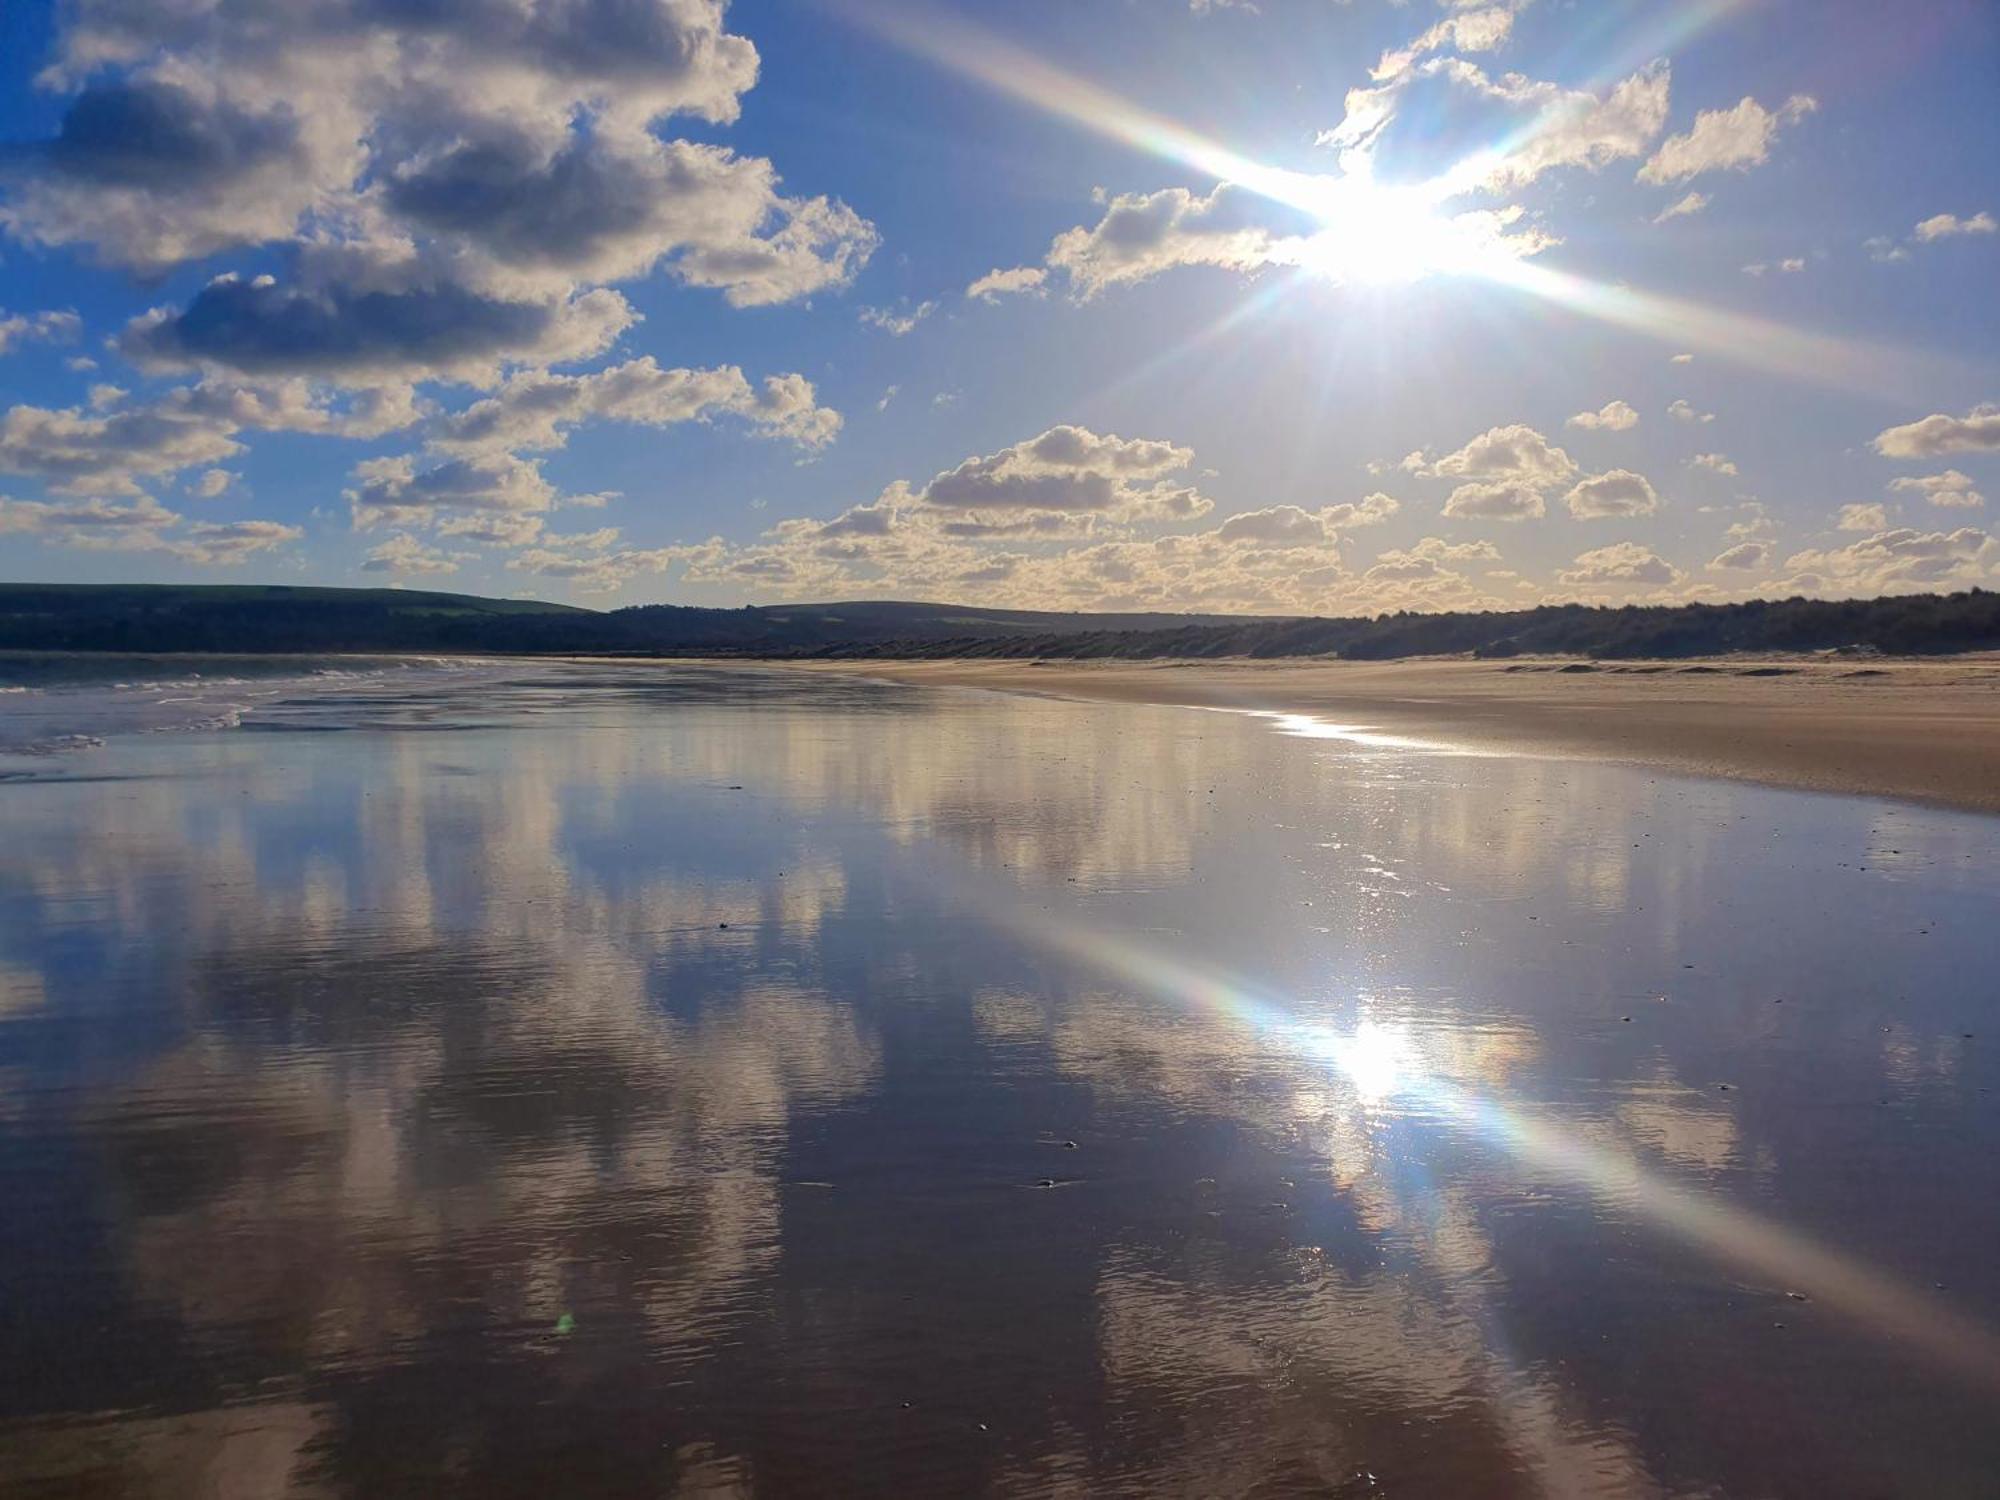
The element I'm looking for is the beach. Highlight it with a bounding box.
[4,658,1998,1496]
[810,655,2000,815]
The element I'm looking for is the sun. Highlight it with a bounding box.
[1294,173,1514,286]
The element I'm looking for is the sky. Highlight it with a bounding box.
[0,0,1995,614]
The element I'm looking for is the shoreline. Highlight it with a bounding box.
[796,655,2000,816]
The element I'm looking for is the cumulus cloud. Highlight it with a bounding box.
[1709,540,1770,570]
[656,429,1462,614]
[1637,93,1816,184]
[121,258,636,388]
[1418,422,1578,523]
[0,492,296,564]
[1439,61,1672,191]
[1371,5,1518,83]
[1441,481,1544,520]
[1667,398,1714,424]
[966,266,1048,302]
[430,358,839,456]
[1912,211,1996,243]
[1423,423,1577,489]
[1558,541,1682,587]
[0,493,181,547]
[346,452,556,531]
[1689,452,1738,475]
[0,379,420,497]
[1209,494,1395,548]
[1836,503,1887,531]
[1321,491,1400,529]
[361,532,466,576]
[915,425,1210,524]
[0,309,83,356]
[1564,468,1658,518]
[191,468,235,498]
[1043,183,1306,298]
[1781,527,1997,596]
[7,0,871,388]
[1362,535,1500,582]
[1889,470,1984,508]
[1567,400,1638,431]
[384,136,874,305]
[510,541,692,594]
[1872,405,2000,459]
[165,518,302,565]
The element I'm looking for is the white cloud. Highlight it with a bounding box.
[0,493,180,547]
[1889,470,1984,509]
[6,1,873,389]
[1669,353,1694,364]
[1652,191,1708,223]
[1912,211,1996,243]
[1442,480,1544,521]
[1558,541,1682,587]
[1423,422,1576,522]
[1836,503,1887,531]
[1564,468,1659,519]
[1637,93,1816,184]
[191,468,235,498]
[0,492,296,564]
[858,300,938,337]
[1689,452,1738,475]
[431,358,840,456]
[1423,423,1577,489]
[1321,491,1400,528]
[1667,398,1714,424]
[164,518,301,566]
[1043,183,1303,298]
[509,543,686,594]
[1371,5,1518,83]
[0,378,419,497]
[1419,60,1672,191]
[0,309,82,355]
[1873,405,2000,458]
[1567,400,1638,431]
[916,426,1210,525]
[1709,541,1770,570]
[1781,527,1997,596]
[362,532,465,576]
[966,266,1048,301]
[346,452,556,532]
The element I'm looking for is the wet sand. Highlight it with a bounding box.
[5,660,2000,1496]
[808,655,2000,815]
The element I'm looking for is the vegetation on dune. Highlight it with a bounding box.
[1,582,1996,660]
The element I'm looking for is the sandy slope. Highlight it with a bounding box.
[803,655,2000,816]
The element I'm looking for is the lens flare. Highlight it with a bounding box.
[1003,907,2000,1396]
[826,0,1958,393]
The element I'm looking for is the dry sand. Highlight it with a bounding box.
[805,655,2000,816]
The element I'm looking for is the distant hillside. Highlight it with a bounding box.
[809,590,2000,662]
[0,584,1283,655]
[0,581,1996,660]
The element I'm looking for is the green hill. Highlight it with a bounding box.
[1,581,1996,660]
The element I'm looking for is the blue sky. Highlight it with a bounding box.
[0,0,1995,611]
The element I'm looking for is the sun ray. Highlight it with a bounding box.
[826,0,1961,397]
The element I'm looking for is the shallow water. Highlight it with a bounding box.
[2,660,1997,1498]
